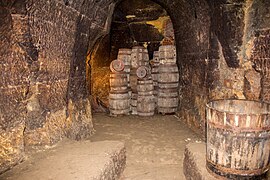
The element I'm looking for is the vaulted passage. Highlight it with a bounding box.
[89,0,175,110]
[0,0,270,179]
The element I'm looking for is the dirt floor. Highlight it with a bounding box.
[0,113,202,180]
[91,113,202,179]
[0,140,126,180]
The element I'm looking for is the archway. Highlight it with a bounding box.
[88,0,177,113]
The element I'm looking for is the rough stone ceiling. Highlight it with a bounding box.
[114,0,167,22]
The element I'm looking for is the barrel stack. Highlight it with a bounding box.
[130,46,150,115]
[117,48,132,96]
[109,45,179,116]
[157,45,179,114]
[109,60,130,116]
[136,66,155,116]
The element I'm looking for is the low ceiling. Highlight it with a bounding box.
[112,0,168,43]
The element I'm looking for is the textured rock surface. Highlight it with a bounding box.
[183,142,216,180]
[0,140,126,180]
[0,0,110,173]
[251,29,270,103]
[244,69,261,100]
[0,122,25,174]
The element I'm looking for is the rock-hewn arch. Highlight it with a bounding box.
[87,0,211,133]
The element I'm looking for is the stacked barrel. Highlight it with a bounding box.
[117,48,132,96]
[109,60,130,116]
[109,45,179,116]
[157,45,179,114]
[130,46,149,115]
[136,66,155,116]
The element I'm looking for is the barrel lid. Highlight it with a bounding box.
[110,60,125,72]
[136,66,148,79]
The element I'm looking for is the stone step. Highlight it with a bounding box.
[183,142,215,180]
[184,142,270,180]
[0,140,126,180]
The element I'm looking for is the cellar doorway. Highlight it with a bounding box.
[88,0,176,113]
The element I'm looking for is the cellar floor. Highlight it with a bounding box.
[91,113,201,179]
[0,113,202,180]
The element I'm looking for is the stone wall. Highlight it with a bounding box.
[248,0,270,103]
[175,0,211,133]
[0,0,114,173]
[178,0,270,133]
[206,0,270,103]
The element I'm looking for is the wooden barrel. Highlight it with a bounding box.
[159,45,176,64]
[137,79,155,116]
[109,91,130,116]
[137,79,154,95]
[158,64,179,89]
[117,48,131,75]
[131,46,149,68]
[206,99,270,179]
[117,48,131,65]
[130,93,138,115]
[109,73,128,92]
[117,48,131,90]
[157,88,178,114]
[110,59,125,72]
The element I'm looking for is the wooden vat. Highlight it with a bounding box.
[206,99,270,179]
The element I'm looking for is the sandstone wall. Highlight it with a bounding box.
[0,0,113,173]
[178,0,270,133]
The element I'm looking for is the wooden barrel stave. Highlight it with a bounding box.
[159,45,176,64]
[137,80,154,93]
[206,100,270,179]
[117,48,131,64]
[137,79,155,116]
[131,46,149,68]
[158,82,179,89]
[158,64,179,90]
[109,91,130,115]
[109,73,128,92]
[137,94,155,116]
[157,89,178,114]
